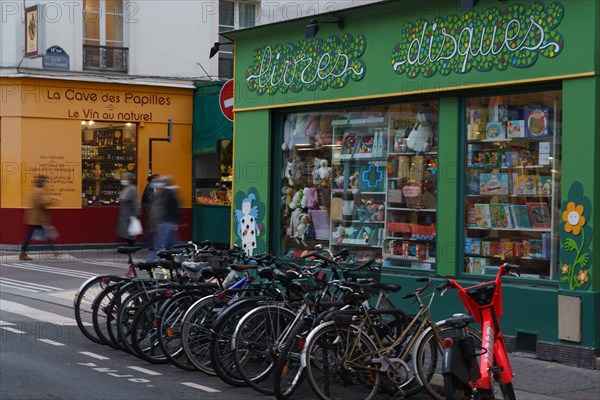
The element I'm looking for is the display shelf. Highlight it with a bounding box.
[332,219,385,224]
[386,255,436,263]
[387,207,436,212]
[464,96,561,279]
[331,117,386,126]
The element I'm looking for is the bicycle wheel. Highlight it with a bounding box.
[91,281,128,348]
[74,275,122,344]
[130,295,170,364]
[273,319,311,400]
[478,369,516,400]
[180,294,232,374]
[158,291,208,371]
[233,305,297,395]
[116,285,159,354]
[105,280,145,352]
[304,321,381,400]
[415,323,482,400]
[210,297,266,387]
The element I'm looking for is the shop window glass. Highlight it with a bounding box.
[81,121,137,206]
[194,140,232,205]
[464,90,562,279]
[279,102,439,270]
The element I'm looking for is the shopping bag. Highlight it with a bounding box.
[31,227,45,241]
[43,225,59,241]
[127,217,143,236]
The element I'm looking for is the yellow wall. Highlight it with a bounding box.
[0,78,194,208]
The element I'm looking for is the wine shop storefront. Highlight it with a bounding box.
[0,78,194,245]
[226,0,600,367]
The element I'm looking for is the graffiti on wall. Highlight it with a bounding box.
[560,181,593,291]
[391,2,564,78]
[245,34,367,96]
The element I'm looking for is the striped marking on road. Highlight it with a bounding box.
[0,277,63,293]
[79,351,110,360]
[0,320,16,326]
[180,382,221,393]
[80,260,131,269]
[0,299,79,326]
[1,326,26,334]
[37,338,65,346]
[126,366,162,376]
[1,262,98,279]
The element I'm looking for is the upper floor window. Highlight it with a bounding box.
[218,0,256,78]
[83,0,127,72]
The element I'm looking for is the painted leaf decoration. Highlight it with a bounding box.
[564,238,578,252]
[559,277,568,284]
[576,253,589,268]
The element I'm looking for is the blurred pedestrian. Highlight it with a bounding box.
[151,176,180,259]
[116,172,140,246]
[20,175,60,260]
[141,173,159,249]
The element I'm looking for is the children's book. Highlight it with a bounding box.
[506,120,525,138]
[489,203,513,229]
[527,202,551,229]
[509,204,532,229]
[474,204,491,228]
[513,175,537,195]
[485,122,506,141]
[354,131,375,158]
[340,131,358,159]
[480,173,509,195]
[538,176,552,195]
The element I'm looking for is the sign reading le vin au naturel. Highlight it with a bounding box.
[246,34,367,96]
[391,2,564,78]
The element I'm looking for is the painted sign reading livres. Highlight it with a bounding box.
[245,34,366,96]
[391,2,564,78]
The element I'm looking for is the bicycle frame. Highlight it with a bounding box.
[443,264,515,390]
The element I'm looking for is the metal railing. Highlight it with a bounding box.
[83,44,128,72]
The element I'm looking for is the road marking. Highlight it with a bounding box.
[180,382,221,393]
[37,338,65,346]
[0,299,79,326]
[1,262,97,279]
[79,351,110,360]
[1,326,26,334]
[126,366,162,376]
[0,320,16,326]
[0,277,63,292]
[0,282,39,293]
[81,261,130,270]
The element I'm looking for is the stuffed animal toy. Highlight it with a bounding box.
[282,114,296,150]
[303,214,316,242]
[304,187,319,209]
[300,187,310,209]
[289,188,303,211]
[406,106,435,153]
[284,159,295,186]
[305,113,320,139]
[317,159,332,187]
[312,158,322,187]
[289,207,302,236]
[295,212,309,245]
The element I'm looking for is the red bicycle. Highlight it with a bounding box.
[437,263,520,400]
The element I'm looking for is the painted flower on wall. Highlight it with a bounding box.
[559,182,593,291]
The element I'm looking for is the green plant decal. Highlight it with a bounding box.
[559,182,593,291]
[391,2,564,78]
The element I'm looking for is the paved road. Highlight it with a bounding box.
[0,249,599,400]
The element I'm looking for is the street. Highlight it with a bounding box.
[1,249,599,400]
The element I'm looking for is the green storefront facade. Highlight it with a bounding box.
[226,0,600,367]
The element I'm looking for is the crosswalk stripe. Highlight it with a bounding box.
[0,300,79,326]
[0,320,16,326]
[1,326,26,334]
[79,351,110,360]
[180,382,220,393]
[0,277,63,291]
[126,366,162,376]
[0,282,40,293]
[0,263,97,279]
[37,338,65,346]
[81,261,130,269]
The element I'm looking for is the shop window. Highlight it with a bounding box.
[81,121,137,206]
[279,102,439,269]
[218,0,256,78]
[464,90,562,279]
[194,140,232,205]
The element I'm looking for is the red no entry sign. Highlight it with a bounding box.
[219,79,234,121]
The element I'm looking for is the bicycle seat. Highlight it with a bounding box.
[445,314,476,328]
[117,246,144,255]
[201,266,230,280]
[157,249,183,259]
[371,282,401,293]
[257,267,274,279]
[182,261,210,274]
